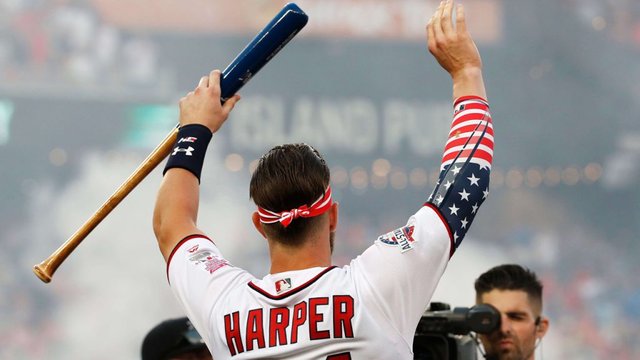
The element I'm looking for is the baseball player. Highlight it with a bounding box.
[153,1,493,359]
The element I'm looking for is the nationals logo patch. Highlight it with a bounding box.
[377,224,416,253]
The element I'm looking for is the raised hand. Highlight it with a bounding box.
[427,0,486,100]
[178,69,241,133]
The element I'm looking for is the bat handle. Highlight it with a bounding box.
[33,126,179,283]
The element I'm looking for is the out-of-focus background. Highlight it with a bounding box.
[1,0,639,358]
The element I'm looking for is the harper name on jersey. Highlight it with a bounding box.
[224,295,354,356]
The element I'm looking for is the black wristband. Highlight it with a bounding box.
[163,124,213,183]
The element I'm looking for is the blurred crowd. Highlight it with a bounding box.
[0,217,59,358]
[486,222,640,359]
[562,0,640,46]
[0,0,160,89]
[1,0,640,91]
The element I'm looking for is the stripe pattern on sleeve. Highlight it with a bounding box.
[427,96,493,253]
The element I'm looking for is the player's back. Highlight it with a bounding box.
[169,205,455,359]
[209,264,413,359]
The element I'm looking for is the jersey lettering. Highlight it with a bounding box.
[291,301,307,344]
[333,295,355,338]
[224,295,355,356]
[269,307,290,347]
[245,309,265,351]
[224,311,244,356]
[309,297,331,340]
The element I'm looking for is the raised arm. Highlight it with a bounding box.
[153,70,240,261]
[427,0,486,100]
[426,0,493,254]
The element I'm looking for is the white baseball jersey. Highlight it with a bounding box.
[168,205,451,359]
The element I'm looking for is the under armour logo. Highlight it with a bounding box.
[172,146,194,156]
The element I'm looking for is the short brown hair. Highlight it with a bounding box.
[249,144,330,245]
[475,264,543,311]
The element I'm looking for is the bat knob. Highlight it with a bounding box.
[33,264,52,283]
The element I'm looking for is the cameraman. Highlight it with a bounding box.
[474,264,549,360]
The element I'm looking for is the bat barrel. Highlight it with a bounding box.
[220,2,308,100]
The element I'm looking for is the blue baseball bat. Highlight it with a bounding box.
[220,2,308,101]
[32,3,308,283]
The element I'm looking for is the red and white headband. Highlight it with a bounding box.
[257,186,333,228]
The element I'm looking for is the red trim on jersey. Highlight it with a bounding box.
[248,266,338,300]
[423,203,455,258]
[165,234,214,283]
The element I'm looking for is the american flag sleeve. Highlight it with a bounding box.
[426,96,493,254]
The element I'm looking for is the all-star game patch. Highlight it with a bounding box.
[188,250,230,274]
[377,224,416,253]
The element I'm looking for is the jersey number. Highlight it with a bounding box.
[327,352,351,360]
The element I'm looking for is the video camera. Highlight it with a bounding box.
[413,302,500,360]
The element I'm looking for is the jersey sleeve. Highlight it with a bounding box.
[351,206,451,346]
[351,96,493,345]
[166,235,253,348]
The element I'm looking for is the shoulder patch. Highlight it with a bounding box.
[188,250,230,274]
[376,224,416,253]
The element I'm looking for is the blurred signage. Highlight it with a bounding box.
[124,105,177,148]
[92,0,502,43]
[225,95,451,156]
[0,100,14,145]
[123,96,452,157]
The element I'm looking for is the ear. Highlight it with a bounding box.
[252,211,267,239]
[535,316,550,339]
[329,202,339,232]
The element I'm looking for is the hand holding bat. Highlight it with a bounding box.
[33,2,308,283]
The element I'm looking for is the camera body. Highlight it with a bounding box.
[413,302,500,360]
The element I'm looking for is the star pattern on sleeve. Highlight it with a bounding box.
[426,96,493,251]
